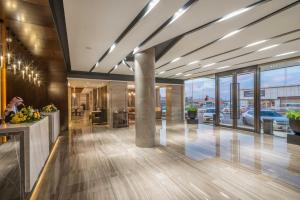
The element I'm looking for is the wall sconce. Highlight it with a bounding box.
[7,52,11,64]
[0,56,3,68]
[18,60,21,70]
[12,63,16,74]
[22,70,25,79]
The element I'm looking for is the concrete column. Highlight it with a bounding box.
[134,48,156,147]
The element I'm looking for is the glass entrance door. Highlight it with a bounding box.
[237,72,255,131]
[218,75,233,127]
[217,68,258,131]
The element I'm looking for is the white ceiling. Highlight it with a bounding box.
[64,0,300,80]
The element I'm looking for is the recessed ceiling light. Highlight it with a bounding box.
[202,63,216,68]
[217,66,230,70]
[133,47,140,54]
[169,7,188,25]
[159,71,165,74]
[175,72,182,76]
[187,60,199,65]
[108,43,116,53]
[171,57,181,63]
[257,44,279,52]
[245,40,267,48]
[275,51,298,57]
[218,7,252,22]
[184,74,192,76]
[220,29,242,40]
[143,0,160,18]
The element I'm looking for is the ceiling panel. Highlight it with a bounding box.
[156,0,296,67]
[63,0,148,71]
[161,33,300,79]
[111,62,135,75]
[63,0,300,80]
[139,0,257,52]
[158,11,300,78]
[188,40,300,79]
[93,0,186,73]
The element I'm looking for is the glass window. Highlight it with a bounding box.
[260,63,300,136]
[184,75,215,124]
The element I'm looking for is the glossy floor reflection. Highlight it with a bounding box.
[33,120,300,200]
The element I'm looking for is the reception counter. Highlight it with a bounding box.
[42,110,60,149]
[0,117,49,194]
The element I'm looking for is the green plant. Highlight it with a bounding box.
[187,104,197,112]
[42,104,58,112]
[286,110,300,120]
[10,106,41,124]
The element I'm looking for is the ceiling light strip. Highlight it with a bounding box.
[201,28,300,61]
[156,1,299,70]
[123,60,135,72]
[138,0,198,48]
[113,0,198,73]
[180,37,300,76]
[89,0,161,72]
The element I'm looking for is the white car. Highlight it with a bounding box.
[202,108,224,122]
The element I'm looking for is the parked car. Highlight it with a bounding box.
[242,110,289,131]
[203,108,224,122]
[222,107,231,113]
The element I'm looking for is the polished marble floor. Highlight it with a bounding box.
[31,118,300,200]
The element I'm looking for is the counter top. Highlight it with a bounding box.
[0,117,48,135]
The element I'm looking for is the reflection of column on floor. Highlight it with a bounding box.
[107,81,128,128]
[254,134,262,171]
[231,133,240,163]
[166,85,184,121]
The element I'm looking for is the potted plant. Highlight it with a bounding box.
[187,104,197,119]
[287,110,300,135]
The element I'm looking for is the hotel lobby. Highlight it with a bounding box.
[0,0,300,199]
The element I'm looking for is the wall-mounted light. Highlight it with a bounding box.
[12,64,16,75]
[18,60,21,70]
[7,52,11,64]
[22,70,25,79]
[0,56,3,68]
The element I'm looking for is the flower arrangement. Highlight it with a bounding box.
[10,106,41,124]
[42,104,58,113]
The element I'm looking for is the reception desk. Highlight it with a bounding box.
[42,110,60,149]
[0,117,49,194]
